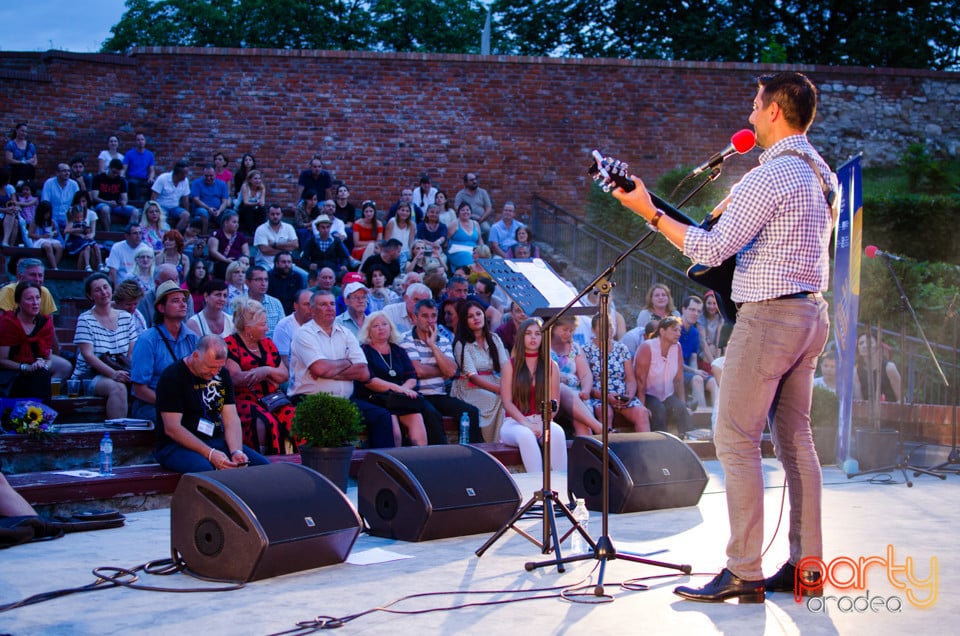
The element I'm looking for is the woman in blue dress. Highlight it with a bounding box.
[582,313,651,432]
[445,202,482,270]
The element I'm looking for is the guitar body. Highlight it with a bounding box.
[588,151,739,323]
[687,259,737,324]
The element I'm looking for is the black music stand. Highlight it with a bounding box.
[472,251,692,589]
[474,258,596,566]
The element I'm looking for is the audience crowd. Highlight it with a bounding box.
[9,129,836,478]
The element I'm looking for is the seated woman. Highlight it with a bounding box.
[446,202,482,271]
[351,200,381,262]
[0,282,53,403]
[63,193,102,272]
[550,316,603,435]
[357,311,427,447]
[583,313,650,432]
[224,298,293,454]
[635,316,690,436]
[500,318,567,473]
[70,273,137,420]
[28,201,63,270]
[207,211,249,280]
[854,333,901,403]
[112,278,149,337]
[187,279,234,338]
[451,299,508,442]
[366,264,399,312]
[156,229,190,283]
[130,244,156,294]
[224,259,249,310]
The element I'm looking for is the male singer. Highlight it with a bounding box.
[613,72,835,603]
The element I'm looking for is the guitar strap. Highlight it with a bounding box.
[777,149,840,224]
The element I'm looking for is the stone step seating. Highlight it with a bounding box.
[3,417,527,513]
[1,231,125,281]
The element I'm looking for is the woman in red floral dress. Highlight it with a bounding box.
[223,298,294,454]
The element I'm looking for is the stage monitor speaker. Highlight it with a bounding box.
[171,463,361,582]
[567,432,708,513]
[358,445,521,542]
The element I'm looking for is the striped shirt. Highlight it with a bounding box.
[682,135,835,303]
[400,329,455,396]
[71,309,138,379]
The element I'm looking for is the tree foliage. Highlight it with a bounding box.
[103,0,959,70]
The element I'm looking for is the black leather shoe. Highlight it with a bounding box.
[674,568,765,603]
[764,562,823,597]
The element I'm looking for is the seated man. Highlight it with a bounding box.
[289,289,395,448]
[300,215,352,277]
[151,160,191,232]
[130,281,199,423]
[679,295,717,410]
[401,298,480,444]
[92,158,139,229]
[189,164,230,234]
[106,223,144,286]
[155,335,269,473]
[267,251,306,315]
[254,204,300,271]
[360,238,403,286]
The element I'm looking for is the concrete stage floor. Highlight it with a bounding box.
[1,458,955,635]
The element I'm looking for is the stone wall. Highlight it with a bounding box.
[1,48,958,214]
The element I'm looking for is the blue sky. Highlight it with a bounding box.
[1,0,129,52]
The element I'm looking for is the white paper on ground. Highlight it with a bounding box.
[346,548,415,566]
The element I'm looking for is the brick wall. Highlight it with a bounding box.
[2,48,958,215]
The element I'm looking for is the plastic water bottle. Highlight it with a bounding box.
[570,498,590,553]
[99,432,113,475]
[459,412,470,445]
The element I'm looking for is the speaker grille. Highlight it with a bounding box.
[194,518,225,557]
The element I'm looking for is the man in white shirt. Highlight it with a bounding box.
[254,204,299,270]
[106,223,144,286]
[383,283,433,335]
[289,289,395,448]
[151,161,191,232]
[273,288,314,387]
[40,163,79,229]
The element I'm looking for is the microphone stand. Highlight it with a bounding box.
[847,253,945,485]
[928,294,960,474]
[518,169,722,590]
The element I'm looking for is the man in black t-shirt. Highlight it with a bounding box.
[295,154,334,205]
[92,158,139,229]
[154,335,269,473]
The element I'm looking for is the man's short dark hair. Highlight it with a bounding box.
[414,298,437,314]
[682,295,703,310]
[757,72,818,132]
[245,265,268,281]
[109,158,123,170]
[447,275,468,289]
[383,238,403,249]
[125,222,141,234]
[276,250,293,261]
[174,160,189,172]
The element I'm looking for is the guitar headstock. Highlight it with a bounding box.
[588,150,636,193]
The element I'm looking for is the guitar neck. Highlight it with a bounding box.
[648,192,698,228]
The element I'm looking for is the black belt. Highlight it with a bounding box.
[773,292,820,301]
[736,292,819,311]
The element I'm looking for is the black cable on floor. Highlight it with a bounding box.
[0,556,244,613]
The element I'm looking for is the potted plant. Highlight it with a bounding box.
[290,392,363,492]
[810,385,839,465]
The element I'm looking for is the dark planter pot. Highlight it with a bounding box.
[299,445,354,492]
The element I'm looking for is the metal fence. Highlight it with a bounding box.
[530,195,958,406]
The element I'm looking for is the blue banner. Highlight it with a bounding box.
[833,154,863,471]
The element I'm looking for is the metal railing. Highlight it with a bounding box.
[530,194,957,406]
[529,195,702,318]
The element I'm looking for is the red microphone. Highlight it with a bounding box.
[865,245,907,261]
[692,129,757,176]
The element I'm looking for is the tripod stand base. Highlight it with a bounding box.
[524,534,692,595]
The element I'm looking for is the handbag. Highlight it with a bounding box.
[99,353,131,372]
[260,390,291,413]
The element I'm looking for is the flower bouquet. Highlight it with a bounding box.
[9,401,59,440]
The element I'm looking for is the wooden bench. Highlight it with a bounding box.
[7,444,525,511]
